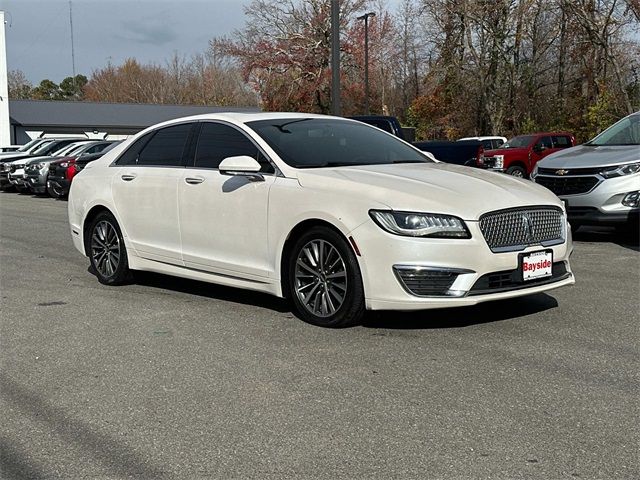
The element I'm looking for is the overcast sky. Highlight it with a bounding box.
[0,0,253,83]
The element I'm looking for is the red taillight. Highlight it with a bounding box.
[65,159,77,180]
[477,145,484,166]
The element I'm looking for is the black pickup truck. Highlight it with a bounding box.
[349,115,406,140]
[412,140,484,167]
[349,116,484,167]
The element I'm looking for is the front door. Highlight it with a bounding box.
[178,121,276,278]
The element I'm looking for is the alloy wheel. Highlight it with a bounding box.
[91,220,121,278]
[294,239,348,318]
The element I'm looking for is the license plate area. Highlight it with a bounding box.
[520,250,553,281]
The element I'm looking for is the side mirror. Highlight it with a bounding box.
[533,144,545,153]
[219,155,264,181]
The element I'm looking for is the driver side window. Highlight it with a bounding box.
[193,122,275,173]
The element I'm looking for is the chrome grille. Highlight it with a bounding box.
[479,207,564,252]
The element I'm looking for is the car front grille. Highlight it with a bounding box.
[482,156,499,168]
[393,267,462,297]
[479,207,564,252]
[535,175,600,195]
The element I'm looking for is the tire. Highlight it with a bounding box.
[288,226,365,328]
[87,211,131,285]
[48,184,65,198]
[506,165,526,178]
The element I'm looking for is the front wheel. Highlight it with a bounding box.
[506,165,526,178]
[48,183,65,198]
[88,211,131,285]
[288,227,365,328]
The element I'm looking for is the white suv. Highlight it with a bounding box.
[532,112,640,233]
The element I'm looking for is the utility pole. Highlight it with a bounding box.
[69,1,77,92]
[357,12,375,115]
[0,11,10,146]
[331,0,340,116]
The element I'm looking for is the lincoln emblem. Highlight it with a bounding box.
[522,214,534,242]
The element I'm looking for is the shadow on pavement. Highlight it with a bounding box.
[0,373,169,479]
[102,270,560,329]
[127,270,290,313]
[573,226,639,252]
[362,293,559,330]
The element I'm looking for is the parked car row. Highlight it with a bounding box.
[0,139,120,198]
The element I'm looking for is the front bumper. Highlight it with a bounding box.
[26,171,48,194]
[9,171,29,188]
[350,219,574,311]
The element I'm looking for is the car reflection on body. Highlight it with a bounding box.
[68,113,575,327]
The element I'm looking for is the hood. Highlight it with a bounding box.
[0,153,33,163]
[296,163,561,221]
[483,147,528,158]
[539,144,640,168]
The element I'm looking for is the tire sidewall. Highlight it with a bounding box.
[506,165,526,177]
[288,226,364,328]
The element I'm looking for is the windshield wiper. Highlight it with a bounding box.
[273,118,312,133]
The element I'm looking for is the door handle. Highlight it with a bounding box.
[121,174,136,181]
[185,177,204,185]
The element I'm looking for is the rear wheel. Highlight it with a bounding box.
[88,211,131,285]
[506,165,526,178]
[288,227,364,328]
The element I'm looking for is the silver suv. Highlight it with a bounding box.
[532,112,639,233]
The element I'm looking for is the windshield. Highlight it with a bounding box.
[247,118,430,168]
[500,135,535,149]
[586,113,640,146]
[64,143,89,156]
[17,139,43,152]
[30,140,55,155]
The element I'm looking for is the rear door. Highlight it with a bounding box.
[111,123,195,265]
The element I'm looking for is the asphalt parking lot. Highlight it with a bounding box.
[0,192,638,479]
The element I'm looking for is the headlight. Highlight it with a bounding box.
[370,210,471,238]
[531,164,539,179]
[600,162,640,178]
[494,155,504,169]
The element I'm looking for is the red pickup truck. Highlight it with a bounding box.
[481,132,576,178]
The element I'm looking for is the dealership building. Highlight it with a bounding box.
[5,99,260,144]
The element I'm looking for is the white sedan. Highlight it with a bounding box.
[68,113,575,327]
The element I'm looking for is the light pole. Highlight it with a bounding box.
[357,11,375,115]
[331,0,340,116]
